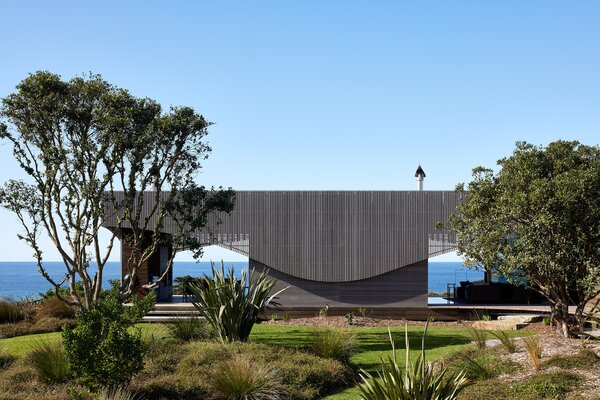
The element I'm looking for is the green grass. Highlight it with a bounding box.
[250,324,475,399]
[0,322,480,399]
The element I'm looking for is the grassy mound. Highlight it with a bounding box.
[134,340,353,399]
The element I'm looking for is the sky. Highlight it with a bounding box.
[0,1,599,263]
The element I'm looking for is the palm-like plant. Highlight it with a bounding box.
[189,262,287,342]
[357,321,469,400]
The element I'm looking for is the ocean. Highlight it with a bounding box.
[0,261,482,300]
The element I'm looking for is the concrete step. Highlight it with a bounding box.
[497,314,543,324]
[142,314,205,323]
[472,320,528,330]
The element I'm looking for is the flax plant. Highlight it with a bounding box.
[190,262,287,342]
[357,321,469,400]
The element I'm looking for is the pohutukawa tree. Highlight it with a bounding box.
[0,71,235,309]
[450,141,600,337]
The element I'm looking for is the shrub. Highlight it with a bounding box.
[190,263,286,342]
[211,354,286,400]
[358,323,468,400]
[32,316,76,333]
[318,304,329,318]
[490,330,516,353]
[62,283,155,390]
[522,335,543,371]
[26,341,70,383]
[36,297,76,320]
[469,327,487,350]
[345,312,354,325]
[166,314,212,341]
[310,328,357,363]
[282,313,291,322]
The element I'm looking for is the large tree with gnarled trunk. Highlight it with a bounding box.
[0,71,235,309]
[451,140,600,338]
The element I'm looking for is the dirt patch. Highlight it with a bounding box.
[264,315,473,328]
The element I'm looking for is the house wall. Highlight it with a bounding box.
[251,258,428,309]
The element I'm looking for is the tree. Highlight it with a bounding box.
[450,141,600,337]
[0,71,235,309]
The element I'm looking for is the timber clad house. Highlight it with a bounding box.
[103,167,465,313]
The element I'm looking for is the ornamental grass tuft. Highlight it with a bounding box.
[211,355,286,400]
[310,327,357,363]
[26,340,70,383]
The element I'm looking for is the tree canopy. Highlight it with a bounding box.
[0,71,235,309]
[451,140,600,337]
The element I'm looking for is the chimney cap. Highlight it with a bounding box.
[415,165,426,178]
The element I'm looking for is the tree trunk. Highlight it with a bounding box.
[551,300,572,338]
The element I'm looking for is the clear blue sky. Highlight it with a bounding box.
[1,1,599,262]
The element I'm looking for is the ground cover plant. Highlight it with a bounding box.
[0,323,478,399]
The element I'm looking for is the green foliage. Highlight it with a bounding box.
[211,354,286,400]
[522,335,543,371]
[282,313,291,322]
[459,354,494,380]
[509,371,581,399]
[450,141,600,337]
[357,323,469,400]
[310,328,357,363]
[0,71,235,308]
[357,307,371,319]
[544,349,600,370]
[490,330,517,353]
[26,341,70,383]
[469,328,487,350]
[62,283,155,390]
[345,312,355,325]
[318,304,329,318]
[0,317,75,339]
[543,317,551,326]
[190,263,286,342]
[173,275,203,296]
[166,314,213,341]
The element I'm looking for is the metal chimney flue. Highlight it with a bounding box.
[415,165,426,191]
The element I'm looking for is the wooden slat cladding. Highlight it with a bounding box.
[251,258,429,308]
[103,191,464,283]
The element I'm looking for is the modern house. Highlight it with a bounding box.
[103,167,466,314]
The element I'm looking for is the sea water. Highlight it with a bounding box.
[0,261,482,300]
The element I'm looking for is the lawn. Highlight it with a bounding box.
[0,322,478,399]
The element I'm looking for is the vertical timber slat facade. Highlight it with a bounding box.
[103,190,463,309]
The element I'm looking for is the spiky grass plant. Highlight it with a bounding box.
[96,387,140,400]
[211,355,285,400]
[310,328,357,363]
[460,354,494,380]
[522,335,543,371]
[27,341,70,383]
[357,322,469,400]
[190,262,287,343]
[166,314,212,341]
[469,327,487,350]
[490,330,517,353]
